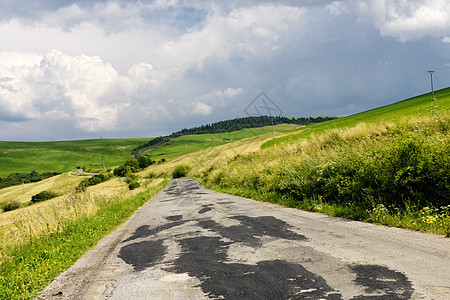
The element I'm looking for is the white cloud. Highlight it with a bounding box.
[354,0,450,42]
[224,87,243,98]
[156,4,305,70]
[0,51,42,67]
[327,1,348,16]
[0,50,128,131]
[192,102,212,116]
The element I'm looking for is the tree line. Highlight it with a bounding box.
[134,115,336,153]
[0,171,60,190]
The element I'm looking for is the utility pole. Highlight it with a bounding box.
[102,156,105,169]
[428,70,435,101]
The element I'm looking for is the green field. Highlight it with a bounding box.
[263,87,450,148]
[0,139,148,176]
[0,125,301,178]
[140,124,301,160]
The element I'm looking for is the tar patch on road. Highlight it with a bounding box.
[166,215,183,221]
[197,215,306,246]
[118,240,166,272]
[198,204,213,214]
[117,180,415,299]
[350,265,414,299]
[168,236,342,299]
[123,220,186,243]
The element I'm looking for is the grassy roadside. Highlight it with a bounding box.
[0,180,168,300]
[198,110,450,236]
[201,182,450,237]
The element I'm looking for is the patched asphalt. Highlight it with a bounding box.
[37,179,450,299]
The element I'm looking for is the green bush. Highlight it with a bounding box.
[172,165,191,178]
[128,181,140,190]
[137,156,154,169]
[1,201,21,212]
[31,191,59,203]
[114,158,154,178]
[76,173,113,192]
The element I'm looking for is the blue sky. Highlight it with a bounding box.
[0,0,449,141]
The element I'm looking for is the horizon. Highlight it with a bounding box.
[1,1,449,141]
[0,86,445,143]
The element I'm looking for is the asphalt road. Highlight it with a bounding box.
[37,179,450,299]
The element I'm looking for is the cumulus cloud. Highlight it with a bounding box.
[156,4,304,70]
[0,50,127,132]
[0,49,243,138]
[351,0,450,42]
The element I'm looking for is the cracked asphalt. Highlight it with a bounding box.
[37,179,450,299]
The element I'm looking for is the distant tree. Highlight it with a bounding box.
[0,171,60,190]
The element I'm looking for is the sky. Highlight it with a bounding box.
[0,0,449,141]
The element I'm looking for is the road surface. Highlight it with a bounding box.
[37,179,450,299]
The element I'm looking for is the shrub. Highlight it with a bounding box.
[128,181,140,190]
[137,156,154,169]
[31,191,59,203]
[172,165,191,178]
[76,173,113,192]
[113,165,128,177]
[1,201,21,212]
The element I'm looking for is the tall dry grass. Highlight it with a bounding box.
[0,191,121,253]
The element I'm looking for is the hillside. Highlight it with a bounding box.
[124,87,450,236]
[263,87,450,148]
[139,124,302,160]
[0,139,148,177]
[134,116,335,155]
[0,117,335,177]
[193,88,449,235]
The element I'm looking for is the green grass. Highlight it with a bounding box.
[204,183,450,236]
[142,124,301,160]
[199,88,450,236]
[0,125,301,177]
[0,180,168,300]
[263,87,450,148]
[0,138,148,176]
